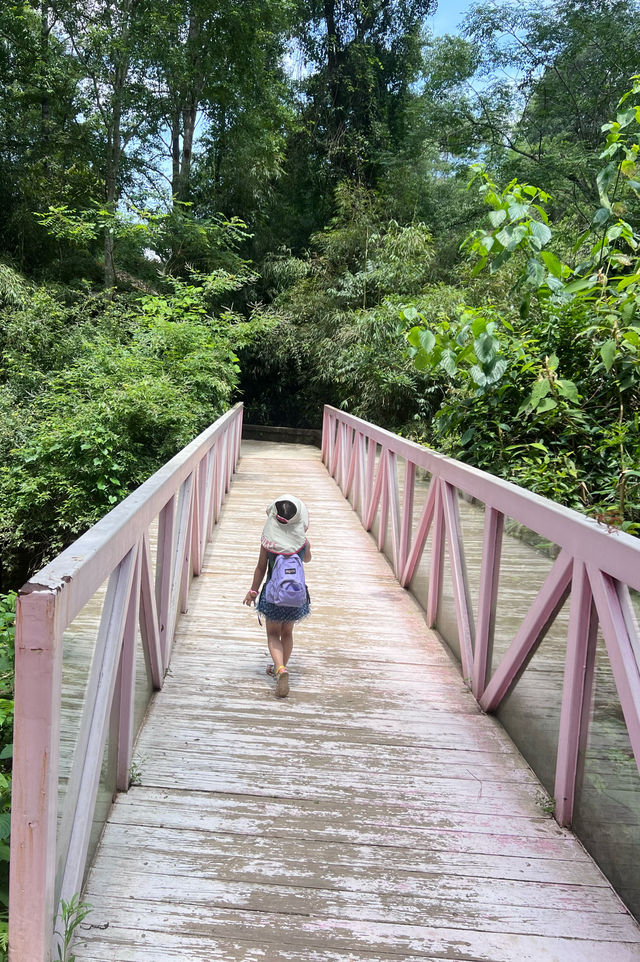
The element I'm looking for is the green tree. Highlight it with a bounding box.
[463,0,640,220]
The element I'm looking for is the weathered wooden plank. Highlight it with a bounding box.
[107,786,587,850]
[83,870,634,936]
[90,832,616,901]
[74,900,640,962]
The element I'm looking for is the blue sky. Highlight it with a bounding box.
[427,0,475,36]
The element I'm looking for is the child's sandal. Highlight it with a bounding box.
[266,664,275,676]
[275,665,289,698]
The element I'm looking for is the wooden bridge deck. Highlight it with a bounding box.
[74,441,640,962]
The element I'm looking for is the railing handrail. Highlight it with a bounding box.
[322,406,640,591]
[10,403,244,962]
[322,404,640,838]
[23,404,244,631]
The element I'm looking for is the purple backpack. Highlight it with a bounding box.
[265,552,307,607]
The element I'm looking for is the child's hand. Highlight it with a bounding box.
[243,590,258,606]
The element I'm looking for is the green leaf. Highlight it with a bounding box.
[529,220,552,248]
[413,351,432,372]
[407,326,421,348]
[440,349,458,376]
[485,357,508,383]
[419,329,436,353]
[556,380,580,404]
[507,202,528,220]
[471,315,487,337]
[600,339,617,371]
[402,306,419,322]
[525,258,546,287]
[606,224,624,242]
[536,397,557,413]
[617,107,636,128]
[564,275,598,294]
[540,251,563,278]
[592,206,612,227]
[469,365,488,386]
[474,333,499,363]
[488,209,506,228]
[530,380,551,404]
[546,275,566,295]
[597,162,618,204]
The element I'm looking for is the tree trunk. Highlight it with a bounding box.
[103,49,128,291]
[40,0,50,145]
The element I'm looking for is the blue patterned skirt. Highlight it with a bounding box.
[257,585,311,624]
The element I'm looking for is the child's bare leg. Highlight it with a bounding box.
[266,620,285,670]
[281,622,294,666]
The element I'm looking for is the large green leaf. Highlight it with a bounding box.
[440,349,458,376]
[600,339,617,371]
[530,379,551,404]
[525,258,546,287]
[540,251,563,278]
[529,220,552,248]
[474,332,499,362]
[557,380,580,404]
[419,328,436,353]
[469,364,488,386]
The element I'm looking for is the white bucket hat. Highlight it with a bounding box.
[261,494,309,555]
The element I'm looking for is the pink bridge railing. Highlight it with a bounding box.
[9,404,243,962]
[322,406,640,830]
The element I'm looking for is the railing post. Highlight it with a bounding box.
[156,495,176,673]
[472,507,504,699]
[344,429,358,502]
[400,476,436,588]
[179,476,195,615]
[140,532,164,689]
[10,590,61,962]
[386,450,401,575]
[364,435,376,521]
[588,568,640,772]
[399,460,416,579]
[235,408,243,467]
[115,543,142,792]
[554,560,597,826]
[321,407,329,464]
[215,435,226,523]
[441,482,474,681]
[377,450,390,552]
[56,547,137,926]
[426,480,445,628]
[327,411,336,474]
[193,455,208,575]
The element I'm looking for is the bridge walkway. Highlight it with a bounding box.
[73,441,640,961]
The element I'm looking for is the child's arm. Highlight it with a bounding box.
[304,540,312,562]
[243,545,269,606]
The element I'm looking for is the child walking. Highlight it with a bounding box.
[243,494,311,698]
